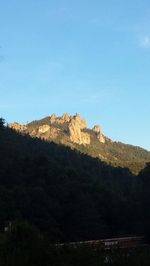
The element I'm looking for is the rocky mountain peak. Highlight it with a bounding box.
[7,113,150,175]
[53,113,70,125]
[92,125,101,134]
[8,122,27,132]
[92,125,105,144]
[71,113,87,129]
[8,113,106,145]
[61,113,70,122]
[50,114,57,124]
[68,114,90,145]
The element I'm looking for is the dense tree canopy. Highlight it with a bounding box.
[0,125,149,242]
[0,118,5,129]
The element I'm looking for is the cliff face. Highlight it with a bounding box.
[8,122,27,132]
[68,114,90,145]
[8,113,150,174]
[8,113,105,146]
[92,125,105,143]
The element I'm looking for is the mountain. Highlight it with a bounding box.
[1,121,150,242]
[8,113,150,174]
[0,123,139,241]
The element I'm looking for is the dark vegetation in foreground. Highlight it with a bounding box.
[1,119,150,264]
[0,118,150,243]
[0,222,150,266]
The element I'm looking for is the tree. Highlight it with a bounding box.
[0,118,5,129]
[0,221,46,266]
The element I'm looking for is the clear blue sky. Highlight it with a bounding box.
[0,0,150,150]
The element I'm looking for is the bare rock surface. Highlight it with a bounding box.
[38,125,50,134]
[56,113,70,124]
[8,122,27,132]
[38,125,60,139]
[8,113,105,145]
[68,114,90,145]
[50,114,57,124]
[92,125,105,143]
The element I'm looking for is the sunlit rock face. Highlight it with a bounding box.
[68,114,90,145]
[80,132,91,145]
[38,125,60,140]
[98,134,105,144]
[50,114,57,124]
[92,125,105,143]
[48,127,60,139]
[61,113,70,123]
[8,113,105,146]
[38,125,50,133]
[50,113,71,125]
[92,125,101,134]
[8,113,150,175]
[8,122,27,132]
[73,113,87,129]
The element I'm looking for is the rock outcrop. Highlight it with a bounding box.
[8,122,27,132]
[56,113,70,124]
[50,113,71,125]
[50,114,57,124]
[8,113,106,146]
[68,114,90,145]
[38,125,50,134]
[38,125,60,139]
[61,113,70,122]
[48,127,60,139]
[92,125,105,143]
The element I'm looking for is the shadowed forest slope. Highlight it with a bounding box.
[0,124,149,241]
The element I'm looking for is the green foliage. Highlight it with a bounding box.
[0,228,150,266]
[138,163,150,241]
[0,126,140,241]
[0,221,48,266]
[0,123,150,264]
[27,116,150,174]
[52,246,150,266]
[0,125,149,244]
[76,138,150,175]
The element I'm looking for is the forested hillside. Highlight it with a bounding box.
[9,113,150,174]
[0,121,149,242]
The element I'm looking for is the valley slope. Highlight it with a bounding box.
[9,113,150,174]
